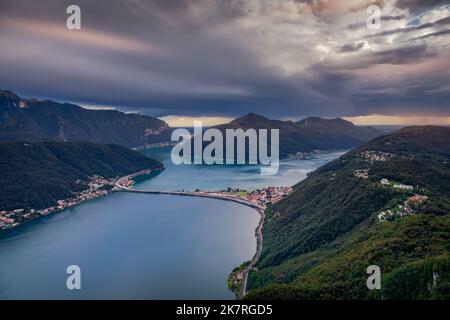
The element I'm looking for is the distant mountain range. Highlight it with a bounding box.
[0,90,170,148]
[214,113,384,157]
[0,141,162,212]
[0,90,385,155]
[246,126,450,300]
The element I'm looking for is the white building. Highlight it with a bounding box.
[394,184,414,190]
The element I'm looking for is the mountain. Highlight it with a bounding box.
[0,90,170,147]
[246,126,450,300]
[0,141,163,212]
[214,113,384,157]
[296,116,383,143]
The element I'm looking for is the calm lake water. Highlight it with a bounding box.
[137,147,345,191]
[0,194,258,299]
[0,147,344,299]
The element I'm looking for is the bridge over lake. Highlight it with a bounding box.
[115,170,265,299]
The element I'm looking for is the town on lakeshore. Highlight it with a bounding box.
[287,149,333,160]
[0,176,117,230]
[115,170,293,298]
[117,172,293,209]
[1,169,293,231]
[1,166,294,298]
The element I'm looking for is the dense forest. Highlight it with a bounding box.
[246,126,450,300]
[0,141,163,211]
[0,90,170,147]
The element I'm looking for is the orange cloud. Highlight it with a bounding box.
[307,0,385,15]
[160,115,233,127]
[1,17,163,54]
[344,114,450,125]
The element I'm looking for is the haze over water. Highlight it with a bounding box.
[137,147,346,191]
[0,148,343,299]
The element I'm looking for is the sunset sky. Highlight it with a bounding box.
[0,0,449,125]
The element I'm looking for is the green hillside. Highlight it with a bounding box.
[0,90,170,147]
[246,126,450,300]
[0,141,163,211]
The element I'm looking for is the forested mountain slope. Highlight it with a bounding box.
[0,90,170,147]
[0,141,162,211]
[246,126,450,300]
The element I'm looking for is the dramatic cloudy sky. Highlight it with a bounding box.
[0,0,449,124]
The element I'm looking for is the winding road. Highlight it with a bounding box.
[115,171,265,299]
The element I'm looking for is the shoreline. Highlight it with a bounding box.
[0,192,117,237]
[0,167,165,233]
[115,170,266,299]
[2,167,265,299]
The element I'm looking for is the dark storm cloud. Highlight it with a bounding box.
[395,0,449,11]
[338,42,366,53]
[385,14,407,21]
[321,45,437,71]
[0,0,449,119]
[347,15,406,31]
[370,45,437,65]
[411,29,450,40]
[367,16,450,38]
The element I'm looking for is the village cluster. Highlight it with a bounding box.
[222,186,293,208]
[352,150,430,222]
[287,150,318,160]
[144,126,167,137]
[352,167,428,222]
[354,150,415,189]
[0,176,117,230]
[359,150,395,162]
[355,150,394,179]
[228,266,246,294]
[378,194,429,222]
[139,141,176,149]
[354,169,429,222]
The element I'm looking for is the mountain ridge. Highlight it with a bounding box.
[0,89,171,148]
[0,141,163,212]
[246,125,450,300]
[215,113,385,157]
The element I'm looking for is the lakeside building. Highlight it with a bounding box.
[222,186,293,207]
[0,176,117,231]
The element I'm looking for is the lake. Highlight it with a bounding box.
[136,147,345,191]
[0,148,344,299]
